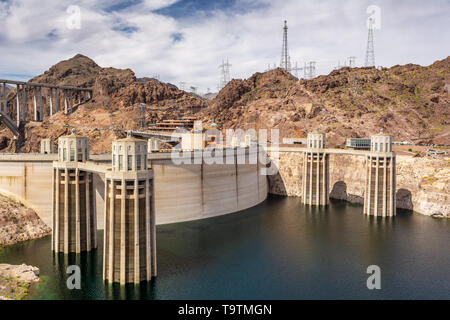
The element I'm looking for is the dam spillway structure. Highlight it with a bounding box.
[302,130,329,206]
[364,130,396,217]
[52,129,97,253]
[103,133,156,284]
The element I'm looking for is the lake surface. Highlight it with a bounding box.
[0,196,449,299]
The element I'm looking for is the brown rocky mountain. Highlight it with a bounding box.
[0,54,207,153]
[201,57,450,146]
[0,54,448,153]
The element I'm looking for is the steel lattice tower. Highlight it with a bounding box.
[348,56,356,68]
[280,20,291,72]
[218,58,232,91]
[304,61,316,79]
[291,61,302,78]
[365,18,375,67]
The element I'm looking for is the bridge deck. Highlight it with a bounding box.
[0,79,92,91]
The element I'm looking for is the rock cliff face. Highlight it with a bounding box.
[268,152,449,217]
[0,193,51,247]
[202,57,450,146]
[0,54,207,153]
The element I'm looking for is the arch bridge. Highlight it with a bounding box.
[0,79,92,138]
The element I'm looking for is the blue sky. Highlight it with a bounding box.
[0,0,449,92]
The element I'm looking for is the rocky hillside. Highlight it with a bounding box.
[0,264,40,300]
[202,57,450,146]
[0,55,448,152]
[0,194,51,247]
[0,54,206,153]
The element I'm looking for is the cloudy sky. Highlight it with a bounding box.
[0,0,449,93]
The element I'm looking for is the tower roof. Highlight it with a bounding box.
[59,128,87,139]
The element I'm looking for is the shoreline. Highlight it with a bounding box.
[0,264,40,300]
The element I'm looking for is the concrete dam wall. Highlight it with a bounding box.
[0,153,268,227]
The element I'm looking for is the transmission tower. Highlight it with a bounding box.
[348,56,356,68]
[365,18,375,67]
[136,103,146,129]
[291,61,303,78]
[179,82,186,91]
[304,61,316,79]
[218,58,232,91]
[334,60,345,70]
[280,20,291,72]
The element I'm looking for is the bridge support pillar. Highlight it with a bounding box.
[363,130,396,217]
[302,130,329,206]
[38,86,42,121]
[16,84,20,126]
[52,129,97,253]
[2,83,6,113]
[69,89,73,113]
[55,88,59,113]
[22,84,26,121]
[49,88,54,116]
[64,90,68,114]
[33,87,38,121]
[103,134,156,284]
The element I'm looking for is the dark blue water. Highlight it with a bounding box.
[1,196,449,299]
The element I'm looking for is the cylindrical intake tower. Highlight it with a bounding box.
[302,130,329,206]
[103,134,156,284]
[52,129,97,253]
[364,129,396,217]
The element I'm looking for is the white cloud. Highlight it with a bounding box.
[0,0,449,93]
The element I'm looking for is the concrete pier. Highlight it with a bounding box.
[52,129,97,253]
[302,131,329,206]
[363,130,396,217]
[2,82,6,113]
[103,133,156,284]
[16,84,20,126]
